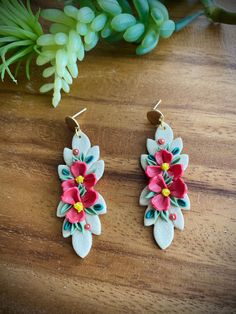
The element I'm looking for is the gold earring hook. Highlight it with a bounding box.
[147,100,164,126]
[65,108,87,135]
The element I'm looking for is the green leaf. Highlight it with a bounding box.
[145,191,156,199]
[170,196,179,207]
[93,204,104,211]
[165,176,173,185]
[172,157,180,165]
[64,220,71,231]
[160,211,168,222]
[145,209,155,219]
[61,203,72,215]
[85,207,97,215]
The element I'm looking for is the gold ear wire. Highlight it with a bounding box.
[147,100,164,126]
[65,108,87,134]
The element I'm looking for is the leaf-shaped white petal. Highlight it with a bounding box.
[169,206,184,230]
[140,154,148,171]
[139,186,150,206]
[58,165,73,180]
[62,219,71,238]
[87,160,104,181]
[155,122,173,145]
[57,201,71,217]
[178,194,190,210]
[170,137,183,156]
[147,139,158,155]
[177,154,189,171]
[72,131,91,156]
[72,229,92,258]
[63,148,73,166]
[86,214,101,235]
[153,217,174,249]
[95,193,107,214]
[144,205,157,226]
[85,145,100,167]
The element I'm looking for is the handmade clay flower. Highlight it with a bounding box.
[61,187,98,223]
[61,161,96,192]
[149,174,187,211]
[146,149,184,179]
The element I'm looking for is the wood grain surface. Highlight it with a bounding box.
[0,1,236,313]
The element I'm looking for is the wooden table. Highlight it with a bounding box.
[1,1,236,313]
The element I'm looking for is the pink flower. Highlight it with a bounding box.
[146,149,184,180]
[61,187,98,223]
[62,161,96,192]
[149,174,187,211]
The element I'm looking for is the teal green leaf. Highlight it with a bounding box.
[60,203,71,215]
[148,0,169,20]
[85,207,97,215]
[111,13,136,32]
[145,209,155,219]
[136,33,159,55]
[145,191,156,199]
[93,204,104,211]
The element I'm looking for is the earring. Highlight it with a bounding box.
[57,108,107,258]
[140,100,190,250]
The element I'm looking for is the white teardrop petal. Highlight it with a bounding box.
[85,145,100,167]
[62,219,71,238]
[87,160,104,181]
[57,201,71,218]
[179,194,191,210]
[155,122,173,145]
[139,186,150,206]
[144,205,156,226]
[58,165,72,180]
[72,229,92,258]
[153,217,174,249]
[63,148,73,166]
[72,131,91,156]
[169,206,184,230]
[140,154,148,171]
[177,154,189,171]
[86,214,101,235]
[170,137,183,156]
[147,139,158,155]
[95,193,107,215]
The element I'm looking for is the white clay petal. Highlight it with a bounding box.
[178,194,190,210]
[153,217,174,249]
[144,205,157,226]
[170,137,183,156]
[72,229,92,258]
[87,160,104,181]
[155,122,173,145]
[94,193,107,214]
[58,165,73,180]
[139,186,150,206]
[169,206,184,230]
[57,201,71,217]
[85,145,100,167]
[147,139,158,155]
[72,131,91,156]
[86,214,101,235]
[63,148,73,166]
[177,154,189,171]
[140,154,148,171]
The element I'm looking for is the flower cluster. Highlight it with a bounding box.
[140,122,190,249]
[57,131,106,257]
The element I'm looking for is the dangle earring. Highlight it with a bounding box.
[139,100,190,249]
[57,108,107,258]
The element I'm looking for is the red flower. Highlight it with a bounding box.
[146,149,183,180]
[62,161,96,192]
[61,187,98,223]
[149,174,187,211]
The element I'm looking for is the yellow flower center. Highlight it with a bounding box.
[161,163,170,171]
[75,175,84,184]
[162,188,171,197]
[74,202,84,212]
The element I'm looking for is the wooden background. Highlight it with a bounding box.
[0,0,236,313]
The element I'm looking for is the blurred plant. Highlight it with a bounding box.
[0,0,235,107]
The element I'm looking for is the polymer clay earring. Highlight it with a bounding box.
[140,100,190,249]
[57,108,107,258]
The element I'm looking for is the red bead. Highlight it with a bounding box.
[158,138,165,145]
[169,213,177,221]
[73,148,79,156]
[85,223,91,230]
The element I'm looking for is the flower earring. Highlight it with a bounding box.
[57,108,107,258]
[140,100,190,249]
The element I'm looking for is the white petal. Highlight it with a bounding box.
[72,131,91,156]
[169,206,184,230]
[62,219,71,238]
[147,139,158,155]
[176,154,189,171]
[86,214,101,235]
[139,186,150,206]
[94,193,107,214]
[58,165,72,180]
[140,154,148,171]
[170,137,183,156]
[85,145,100,167]
[153,217,174,249]
[155,122,173,145]
[72,229,92,258]
[63,148,73,166]
[87,160,104,181]
[144,205,157,226]
[178,194,190,210]
[57,201,71,217]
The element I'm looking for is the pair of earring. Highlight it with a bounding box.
[56,101,190,258]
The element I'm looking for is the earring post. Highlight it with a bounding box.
[72,108,87,119]
[153,99,162,110]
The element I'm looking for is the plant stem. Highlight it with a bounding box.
[175,10,204,32]
[201,0,236,24]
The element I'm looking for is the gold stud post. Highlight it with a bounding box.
[65,108,87,133]
[147,100,164,126]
